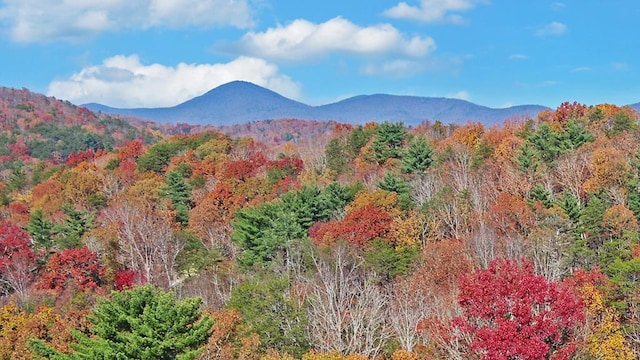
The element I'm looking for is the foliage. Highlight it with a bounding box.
[227,276,309,357]
[401,135,434,174]
[455,258,584,360]
[371,122,407,163]
[161,168,193,225]
[35,247,106,294]
[31,285,214,360]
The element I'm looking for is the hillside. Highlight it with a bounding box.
[84,80,549,126]
[0,87,161,168]
[4,86,640,358]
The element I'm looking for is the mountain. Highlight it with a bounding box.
[85,81,314,125]
[631,102,640,114]
[84,80,549,126]
[315,94,547,125]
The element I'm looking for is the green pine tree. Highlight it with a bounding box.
[401,135,434,174]
[372,122,407,163]
[27,208,55,249]
[324,138,348,175]
[161,169,193,225]
[227,276,309,357]
[30,285,213,360]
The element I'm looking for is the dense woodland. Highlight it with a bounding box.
[2,86,640,359]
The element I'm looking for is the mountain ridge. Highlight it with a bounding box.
[83,81,549,126]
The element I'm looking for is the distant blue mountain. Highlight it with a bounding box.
[83,80,549,126]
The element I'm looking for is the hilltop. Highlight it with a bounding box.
[84,80,549,126]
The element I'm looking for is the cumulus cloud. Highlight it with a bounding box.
[47,55,301,108]
[220,17,436,61]
[534,22,567,36]
[0,0,254,43]
[383,0,486,24]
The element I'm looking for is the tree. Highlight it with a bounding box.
[103,198,184,288]
[227,276,309,357]
[35,247,106,294]
[55,205,96,249]
[305,243,390,358]
[401,135,434,174]
[27,208,55,249]
[0,220,35,303]
[377,172,412,210]
[325,138,348,175]
[31,285,214,360]
[161,168,193,226]
[372,122,407,163]
[455,258,584,360]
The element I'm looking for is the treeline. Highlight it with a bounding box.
[1,98,640,359]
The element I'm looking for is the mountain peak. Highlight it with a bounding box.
[83,81,550,126]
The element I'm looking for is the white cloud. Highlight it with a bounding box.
[534,22,567,37]
[509,54,528,60]
[383,0,486,24]
[0,0,254,43]
[47,55,301,108]
[611,62,630,72]
[448,90,470,101]
[222,17,436,61]
[571,66,591,72]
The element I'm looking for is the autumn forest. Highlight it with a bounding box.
[2,87,640,359]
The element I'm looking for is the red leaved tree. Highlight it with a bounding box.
[454,258,584,360]
[0,220,36,303]
[36,247,106,294]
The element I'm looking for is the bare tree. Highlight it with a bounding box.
[305,243,390,358]
[103,201,183,289]
[388,277,431,352]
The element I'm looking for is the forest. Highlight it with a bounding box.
[1,86,640,359]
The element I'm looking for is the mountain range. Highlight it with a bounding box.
[83,81,551,126]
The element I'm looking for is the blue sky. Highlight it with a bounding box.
[1,0,638,109]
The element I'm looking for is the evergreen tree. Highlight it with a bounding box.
[401,135,434,174]
[515,142,540,173]
[527,123,563,163]
[27,208,55,249]
[372,122,407,163]
[561,119,595,150]
[557,190,581,222]
[529,184,554,208]
[161,168,192,226]
[324,138,348,175]
[232,204,281,267]
[31,285,213,360]
[345,125,371,159]
[227,276,309,357]
[7,162,27,192]
[377,172,413,209]
[55,205,96,249]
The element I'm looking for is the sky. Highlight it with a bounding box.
[1,0,639,109]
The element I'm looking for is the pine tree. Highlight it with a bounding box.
[30,285,213,360]
[227,276,309,357]
[372,122,407,163]
[27,209,54,249]
[324,138,348,175]
[401,135,434,174]
[161,169,192,225]
[377,172,412,209]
